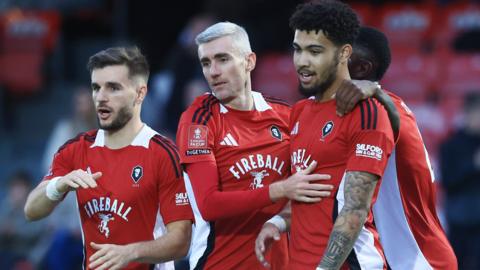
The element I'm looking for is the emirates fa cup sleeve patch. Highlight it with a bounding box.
[188,125,208,148]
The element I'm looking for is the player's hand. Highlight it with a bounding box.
[56,170,102,193]
[335,79,379,116]
[89,242,134,270]
[255,222,282,268]
[271,161,333,202]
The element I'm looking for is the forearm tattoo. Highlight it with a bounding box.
[318,171,378,270]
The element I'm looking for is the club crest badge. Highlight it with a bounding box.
[131,165,143,183]
[322,121,334,139]
[270,125,282,141]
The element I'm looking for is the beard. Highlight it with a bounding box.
[298,55,339,98]
[97,106,133,132]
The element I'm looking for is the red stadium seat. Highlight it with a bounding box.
[0,50,44,93]
[437,52,480,97]
[375,3,438,51]
[381,48,438,100]
[434,3,480,51]
[0,10,60,95]
[253,52,302,104]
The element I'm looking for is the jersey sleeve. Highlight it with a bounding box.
[42,134,82,181]
[154,136,194,224]
[176,95,217,164]
[345,98,395,177]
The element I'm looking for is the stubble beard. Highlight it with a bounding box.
[298,56,339,98]
[97,106,133,132]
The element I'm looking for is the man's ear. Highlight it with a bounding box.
[136,85,147,105]
[246,52,256,72]
[350,58,374,80]
[339,44,353,64]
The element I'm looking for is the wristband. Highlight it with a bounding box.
[266,215,287,233]
[46,177,66,201]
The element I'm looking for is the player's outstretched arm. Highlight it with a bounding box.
[317,171,378,270]
[89,219,192,270]
[255,202,291,269]
[335,80,399,136]
[24,169,101,221]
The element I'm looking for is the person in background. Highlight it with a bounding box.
[440,91,480,270]
[0,170,46,270]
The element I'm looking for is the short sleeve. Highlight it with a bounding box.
[176,95,217,164]
[155,137,194,224]
[345,98,395,177]
[42,135,80,181]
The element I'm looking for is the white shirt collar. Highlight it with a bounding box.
[90,124,158,148]
[220,91,272,114]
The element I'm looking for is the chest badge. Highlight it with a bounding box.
[270,125,282,141]
[131,165,143,183]
[322,121,334,140]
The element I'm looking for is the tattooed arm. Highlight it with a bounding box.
[317,171,379,270]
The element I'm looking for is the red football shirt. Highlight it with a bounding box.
[372,91,457,270]
[177,92,291,270]
[289,97,394,270]
[43,125,193,270]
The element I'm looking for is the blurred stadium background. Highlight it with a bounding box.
[0,0,479,269]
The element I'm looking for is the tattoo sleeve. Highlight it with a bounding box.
[318,171,379,270]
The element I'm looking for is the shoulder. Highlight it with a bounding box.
[290,98,311,118]
[56,129,98,154]
[180,93,219,125]
[263,95,292,108]
[350,98,389,130]
[150,134,180,156]
[150,134,182,176]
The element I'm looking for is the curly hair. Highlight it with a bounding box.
[355,26,391,81]
[289,0,360,46]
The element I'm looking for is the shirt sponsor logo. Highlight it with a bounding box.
[355,144,383,160]
[188,125,208,148]
[250,170,269,189]
[291,148,316,172]
[98,213,114,238]
[175,192,190,206]
[84,197,132,220]
[229,154,285,179]
[186,149,211,156]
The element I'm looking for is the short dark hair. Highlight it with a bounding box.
[87,46,150,82]
[354,26,391,81]
[289,0,360,46]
